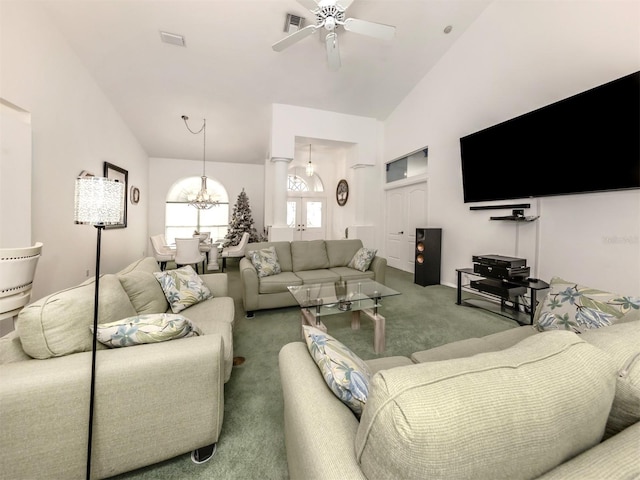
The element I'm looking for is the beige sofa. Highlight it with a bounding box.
[280,316,640,479]
[0,257,235,480]
[240,239,387,316]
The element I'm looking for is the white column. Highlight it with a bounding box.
[269,157,293,241]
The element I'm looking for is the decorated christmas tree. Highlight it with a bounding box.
[223,188,261,246]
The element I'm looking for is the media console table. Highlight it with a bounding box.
[456,268,549,326]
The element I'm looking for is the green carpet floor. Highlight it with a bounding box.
[111,261,519,479]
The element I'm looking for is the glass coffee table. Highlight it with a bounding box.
[287,279,400,353]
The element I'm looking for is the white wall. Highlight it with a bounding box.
[1,2,149,300]
[384,0,640,295]
[0,100,31,248]
[148,157,265,243]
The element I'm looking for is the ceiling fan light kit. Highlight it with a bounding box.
[272,0,396,70]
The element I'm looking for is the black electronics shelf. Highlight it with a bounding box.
[488,208,539,222]
[455,268,549,325]
[489,215,539,222]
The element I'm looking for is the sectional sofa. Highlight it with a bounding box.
[280,281,640,479]
[240,239,386,316]
[0,257,235,479]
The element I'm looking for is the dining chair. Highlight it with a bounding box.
[220,232,250,272]
[0,242,43,327]
[150,234,175,271]
[175,237,207,274]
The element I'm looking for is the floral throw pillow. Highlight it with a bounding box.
[153,265,212,314]
[93,313,203,348]
[249,246,282,278]
[303,325,371,417]
[348,247,377,272]
[534,277,640,333]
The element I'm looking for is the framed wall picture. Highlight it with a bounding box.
[130,186,140,205]
[103,162,128,228]
[336,179,349,206]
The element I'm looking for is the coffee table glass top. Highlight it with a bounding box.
[287,279,400,317]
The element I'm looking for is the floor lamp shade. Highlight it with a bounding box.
[74,177,125,225]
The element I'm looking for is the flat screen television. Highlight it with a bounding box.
[460,71,640,203]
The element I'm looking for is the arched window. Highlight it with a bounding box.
[165,177,229,243]
[287,167,324,192]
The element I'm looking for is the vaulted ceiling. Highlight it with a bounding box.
[39,0,491,165]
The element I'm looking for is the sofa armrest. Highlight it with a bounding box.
[279,342,367,480]
[240,257,260,312]
[201,272,228,297]
[369,256,387,284]
[0,335,225,480]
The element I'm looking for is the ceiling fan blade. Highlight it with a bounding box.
[297,0,319,11]
[325,33,341,71]
[272,25,318,52]
[343,17,396,41]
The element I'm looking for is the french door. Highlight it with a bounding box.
[287,197,326,241]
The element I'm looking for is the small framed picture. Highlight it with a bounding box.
[336,179,349,206]
[103,162,128,228]
[130,186,140,205]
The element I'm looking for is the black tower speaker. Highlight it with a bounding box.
[414,228,442,287]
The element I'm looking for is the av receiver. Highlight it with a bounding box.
[471,254,527,269]
[473,263,530,280]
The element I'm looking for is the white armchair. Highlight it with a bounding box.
[150,234,175,271]
[0,242,43,328]
[175,237,207,274]
[220,232,250,272]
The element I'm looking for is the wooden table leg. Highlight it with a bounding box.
[300,308,327,340]
[361,308,386,354]
[351,310,361,330]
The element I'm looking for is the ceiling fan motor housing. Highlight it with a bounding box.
[316,5,345,31]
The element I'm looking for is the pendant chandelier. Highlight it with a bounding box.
[306,144,314,177]
[182,115,218,209]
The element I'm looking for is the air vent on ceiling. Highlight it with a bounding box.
[160,31,186,47]
[284,14,305,33]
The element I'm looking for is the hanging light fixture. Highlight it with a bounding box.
[305,144,314,177]
[182,115,218,209]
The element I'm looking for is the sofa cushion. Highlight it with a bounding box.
[294,270,340,284]
[580,320,640,438]
[118,269,169,314]
[249,246,282,278]
[355,331,618,480]
[291,240,330,272]
[411,326,537,363]
[153,266,212,314]
[94,313,203,348]
[258,272,302,294]
[534,277,640,333]
[535,421,640,480]
[17,274,137,359]
[347,247,377,272]
[303,325,371,417]
[246,241,293,272]
[328,266,375,282]
[325,239,364,268]
[117,256,163,275]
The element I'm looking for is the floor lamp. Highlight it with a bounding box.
[74,176,125,480]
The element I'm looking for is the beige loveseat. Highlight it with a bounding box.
[240,239,386,317]
[0,257,235,480]
[280,316,640,479]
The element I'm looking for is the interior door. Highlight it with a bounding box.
[287,197,326,241]
[385,183,428,272]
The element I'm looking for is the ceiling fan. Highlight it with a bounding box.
[272,0,396,71]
